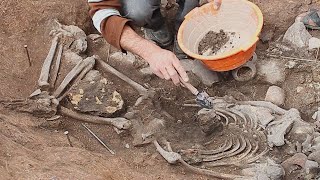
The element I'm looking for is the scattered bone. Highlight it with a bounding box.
[60,106,131,130]
[38,36,59,91]
[265,86,286,106]
[267,110,295,147]
[50,20,87,54]
[1,91,58,118]
[29,89,42,98]
[50,44,63,90]
[154,140,181,164]
[53,56,96,99]
[289,114,315,142]
[87,34,102,41]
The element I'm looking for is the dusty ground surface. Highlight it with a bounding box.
[1,0,320,179]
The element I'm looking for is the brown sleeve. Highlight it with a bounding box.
[101,16,130,50]
[88,0,129,50]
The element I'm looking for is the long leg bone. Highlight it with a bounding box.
[53,56,95,99]
[97,58,151,96]
[57,59,95,102]
[60,106,131,130]
[50,43,63,90]
[38,36,59,90]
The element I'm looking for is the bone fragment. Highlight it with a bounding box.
[29,89,42,98]
[60,106,131,130]
[50,44,63,90]
[154,140,181,164]
[53,56,95,99]
[38,36,59,90]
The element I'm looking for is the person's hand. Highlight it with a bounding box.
[144,47,189,85]
[209,0,222,10]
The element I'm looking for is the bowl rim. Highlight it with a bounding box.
[177,0,264,61]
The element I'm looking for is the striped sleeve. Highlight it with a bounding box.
[88,0,130,50]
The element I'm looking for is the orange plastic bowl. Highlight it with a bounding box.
[177,0,263,72]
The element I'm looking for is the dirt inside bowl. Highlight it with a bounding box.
[198,30,235,56]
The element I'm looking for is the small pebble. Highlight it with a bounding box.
[296,86,304,93]
[125,143,130,149]
[265,86,285,106]
[177,120,182,124]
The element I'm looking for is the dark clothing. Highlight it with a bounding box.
[88,0,199,49]
[121,0,199,31]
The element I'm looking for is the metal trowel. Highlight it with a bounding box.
[180,78,213,109]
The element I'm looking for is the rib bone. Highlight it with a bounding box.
[155,140,246,179]
[201,138,233,155]
[203,137,241,162]
[38,36,59,90]
[60,106,131,130]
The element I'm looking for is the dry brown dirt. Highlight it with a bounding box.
[1,0,320,179]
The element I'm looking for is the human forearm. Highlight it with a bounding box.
[120,25,160,60]
[119,25,189,84]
